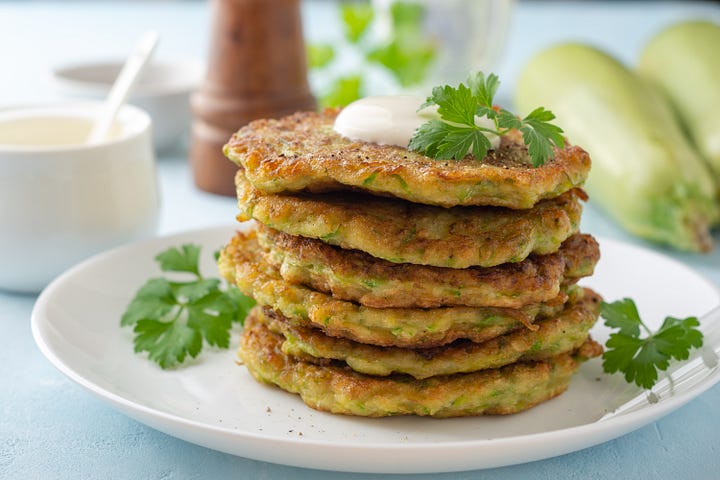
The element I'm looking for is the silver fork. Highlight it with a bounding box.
[598,305,720,421]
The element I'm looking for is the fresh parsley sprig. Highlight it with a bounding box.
[120,244,255,369]
[408,71,566,166]
[600,298,703,389]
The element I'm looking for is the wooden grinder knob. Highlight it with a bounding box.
[190,0,316,196]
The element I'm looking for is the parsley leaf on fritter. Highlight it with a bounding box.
[409,71,565,166]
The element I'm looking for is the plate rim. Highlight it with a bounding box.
[30,224,720,473]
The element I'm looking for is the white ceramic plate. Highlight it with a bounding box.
[31,225,720,474]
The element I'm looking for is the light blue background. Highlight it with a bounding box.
[2,1,719,478]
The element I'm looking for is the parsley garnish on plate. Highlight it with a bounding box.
[600,298,703,389]
[408,71,565,166]
[120,244,254,369]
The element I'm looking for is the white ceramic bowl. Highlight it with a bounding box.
[0,102,160,293]
[53,59,204,151]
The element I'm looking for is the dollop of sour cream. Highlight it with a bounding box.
[333,95,429,147]
[333,95,500,151]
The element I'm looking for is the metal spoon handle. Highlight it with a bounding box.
[86,30,159,145]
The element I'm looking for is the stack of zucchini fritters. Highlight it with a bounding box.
[218,109,603,418]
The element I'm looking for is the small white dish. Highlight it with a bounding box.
[0,102,159,293]
[30,226,720,473]
[53,59,204,151]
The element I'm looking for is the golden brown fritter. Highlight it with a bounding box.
[218,229,580,348]
[257,225,600,308]
[255,288,601,379]
[237,311,602,417]
[224,109,591,209]
[235,172,585,268]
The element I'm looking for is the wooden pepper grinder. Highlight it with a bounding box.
[190,0,316,196]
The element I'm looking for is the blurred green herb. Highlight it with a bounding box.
[120,244,255,369]
[307,43,335,69]
[321,75,363,109]
[367,2,436,87]
[341,2,374,43]
[308,0,437,107]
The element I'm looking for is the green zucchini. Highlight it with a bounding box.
[639,21,720,179]
[516,43,718,252]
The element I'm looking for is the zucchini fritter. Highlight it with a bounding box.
[218,229,579,348]
[257,225,600,308]
[224,110,591,209]
[235,172,585,268]
[238,312,602,417]
[255,288,601,379]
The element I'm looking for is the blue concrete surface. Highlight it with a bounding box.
[2,2,719,479]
